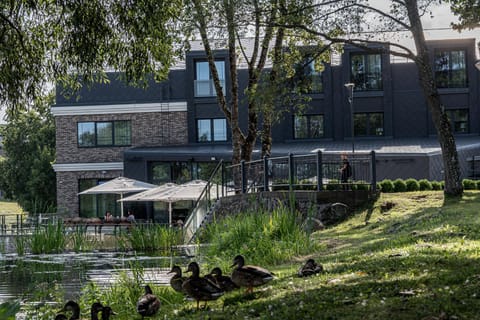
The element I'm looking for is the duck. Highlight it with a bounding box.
[57,301,108,320]
[168,265,187,294]
[182,261,224,310]
[207,267,239,292]
[58,301,81,320]
[136,284,161,319]
[298,258,323,277]
[100,306,116,320]
[231,255,274,294]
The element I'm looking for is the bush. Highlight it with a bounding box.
[462,179,477,190]
[418,179,432,191]
[379,179,394,193]
[405,178,420,192]
[326,179,341,191]
[353,181,370,191]
[476,180,480,190]
[393,179,407,193]
[431,181,442,190]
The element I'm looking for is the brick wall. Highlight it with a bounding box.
[55,111,188,163]
[56,170,123,216]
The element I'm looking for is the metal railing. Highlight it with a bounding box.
[183,160,223,243]
[222,151,377,194]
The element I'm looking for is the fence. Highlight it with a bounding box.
[222,151,377,194]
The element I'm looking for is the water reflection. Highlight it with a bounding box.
[0,250,191,304]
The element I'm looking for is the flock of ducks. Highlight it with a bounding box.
[55,255,323,319]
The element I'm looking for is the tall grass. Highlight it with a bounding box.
[13,233,28,256]
[68,228,97,252]
[124,224,183,252]
[30,221,66,254]
[201,204,317,266]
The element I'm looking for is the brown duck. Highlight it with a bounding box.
[136,285,161,319]
[182,261,224,310]
[298,258,324,277]
[168,265,187,294]
[57,301,110,320]
[207,267,239,292]
[231,255,274,294]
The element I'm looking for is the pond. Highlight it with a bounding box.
[0,235,194,319]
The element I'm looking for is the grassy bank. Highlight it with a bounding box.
[20,191,480,319]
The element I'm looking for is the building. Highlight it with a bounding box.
[51,38,480,218]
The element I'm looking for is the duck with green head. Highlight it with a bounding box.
[182,261,224,310]
[231,255,274,294]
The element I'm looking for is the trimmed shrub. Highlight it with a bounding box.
[418,179,433,191]
[405,178,420,192]
[393,179,407,192]
[431,181,442,190]
[354,181,370,191]
[379,179,394,193]
[326,179,341,191]
[476,180,480,190]
[462,179,477,190]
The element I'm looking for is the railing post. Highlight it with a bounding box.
[317,150,323,191]
[263,156,269,192]
[241,160,247,194]
[371,150,377,192]
[221,161,225,197]
[288,153,294,192]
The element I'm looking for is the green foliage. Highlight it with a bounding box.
[393,179,407,192]
[450,0,480,30]
[462,179,477,190]
[0,96,56,213]
[405,178,420,191]
[30,221,66,254]
[201,205,317,266]
[0,300,20,320]
[477,180,480,190]
[379,179,394,193]
[431,180,443,190]
[326,179,341,191]
[68,229,97,252]
[123,224,182,252]
[418,179,433,191]
[13,234,28,256]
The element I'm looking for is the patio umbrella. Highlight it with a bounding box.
[119,180,214,225]
[78,176,157,217]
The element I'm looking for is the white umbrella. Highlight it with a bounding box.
[119,180,215,225]
[78,176,157,217]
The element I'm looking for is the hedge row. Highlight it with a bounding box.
[377,178,480,193]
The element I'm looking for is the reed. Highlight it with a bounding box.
[30,221,66,254]
[68,228,97,252]
[13,233,28,256]
[202,204,317,266]
[125,224,182,252]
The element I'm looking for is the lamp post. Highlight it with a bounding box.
[344,83,355,154]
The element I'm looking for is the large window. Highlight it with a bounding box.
[197,118,227,142]
[195,60,226,97]
[434,50,467,88]
[350,53,382,91]
[77,120,131,147]
[294,114,324,139]
[354,112,384,136]
[446,109,469,133]
[79,179,120,218]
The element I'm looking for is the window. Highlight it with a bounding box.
[294,114,324,139]
[294,58,323,93]
[446,109,468,133]
[197,118,227,142]
[195,60,226,97]
[79,179,120,218]
[350,53,382,91]
[77,120,131,147]
[434,50,467,88]
[354,112,384,136]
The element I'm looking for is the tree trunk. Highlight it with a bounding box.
[406,0,463,196]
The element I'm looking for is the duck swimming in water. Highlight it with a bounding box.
[231,255,274,294]
[298,258,323,277]
[168,265,187,294]
[137,285,161,319]
[182,261,224,310]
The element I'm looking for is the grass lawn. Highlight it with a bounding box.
[156,191,480,320]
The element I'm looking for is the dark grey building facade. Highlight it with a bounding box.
[51,38,480,218]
